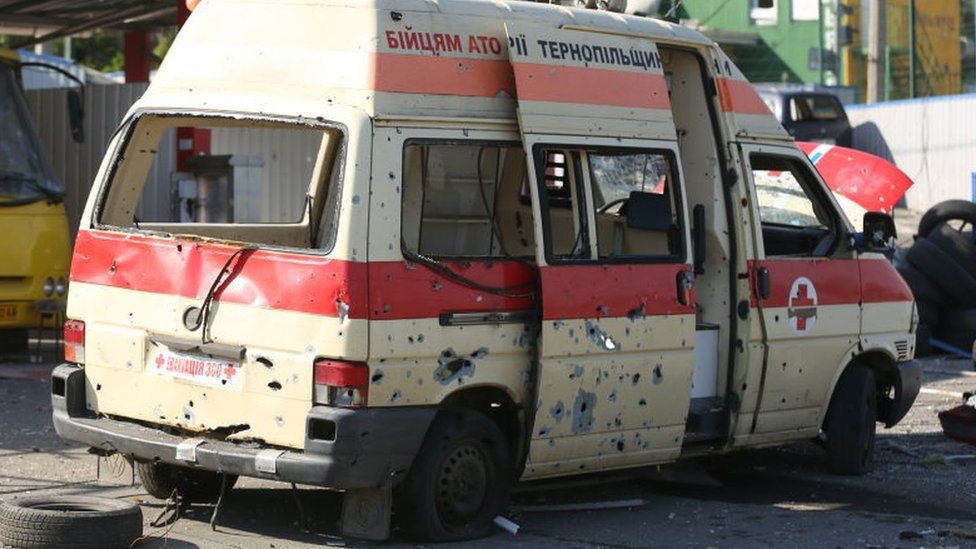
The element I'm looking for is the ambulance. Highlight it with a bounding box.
[52,0,921,540]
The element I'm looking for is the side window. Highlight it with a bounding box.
[534,146,684,264]
[751,153,838,257]
[401,142,522,258]
[789,95,842,122]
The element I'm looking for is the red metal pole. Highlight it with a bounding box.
[123,31,151,83]
[174,0,210,173]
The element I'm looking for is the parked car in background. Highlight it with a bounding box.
[755,84,852,147]
[0,49,72,352]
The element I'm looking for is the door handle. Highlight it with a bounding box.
[756,266,771,300]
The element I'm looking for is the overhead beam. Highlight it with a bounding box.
[15,3,173,47]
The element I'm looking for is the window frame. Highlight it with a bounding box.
[399,138,523,261]
[93,110,348,255]
[532,143,687,267]
[750,151,844,258]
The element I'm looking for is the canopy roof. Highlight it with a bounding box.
[0,0,176,46]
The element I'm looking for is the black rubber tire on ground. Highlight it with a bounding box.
[824,364,877,475]
[895,265,947,306]
[395,408,512,542]
[915,323,933,357]
[0,495,142,549]
[941,308,976,330]
[928,222,976,274]
[918,200,976,238]
[916,299,941,327]
[906,237,976,308]
[0,329,28,354]
[135,461,237,503]
[933,325,976,353]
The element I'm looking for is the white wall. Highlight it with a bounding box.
[847,94,976,212]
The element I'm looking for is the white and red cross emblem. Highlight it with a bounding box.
[788,277,818,334]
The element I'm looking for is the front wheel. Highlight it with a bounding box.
[823,364,877,475]
[395,408,512,541]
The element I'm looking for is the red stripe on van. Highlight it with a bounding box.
[368,260,537,320]
[717,78,772,115]
[70,230,368,319]
[540,263,693,320]
[512,63,671,109]
[750,258,912,309]
[859,258,913,303]
[372,53,516,98]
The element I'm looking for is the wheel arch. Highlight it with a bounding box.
[439,384,525,475]
[821,349,898,429]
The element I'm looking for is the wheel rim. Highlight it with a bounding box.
[435,441,490,528]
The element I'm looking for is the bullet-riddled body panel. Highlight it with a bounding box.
[60,0,917,492]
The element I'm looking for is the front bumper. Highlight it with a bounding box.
[880,359,923,428]
[51,364,436,489]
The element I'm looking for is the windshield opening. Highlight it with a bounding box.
[0,63,64,205]
[98,114,345,251]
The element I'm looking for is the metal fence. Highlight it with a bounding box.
[26,83,319,232]
[848,93,976,212]
[25,83,149,233]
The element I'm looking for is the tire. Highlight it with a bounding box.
[941,308,976,330]
[928,222,976,275]
[933,325,976,353]
[895,265,947,306]
[918,200,976,238]
[891,247,909,270]
[915,323,933,357]
[0,495,142,549]
[0,329,28,354]
[135,461,237,503]
[395,408,512,542]
[916,300,940,327]
[824,364,877,475]
[906,237,976,307]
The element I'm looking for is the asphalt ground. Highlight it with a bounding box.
[2,337,976,548]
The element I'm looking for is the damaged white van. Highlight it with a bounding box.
[52,0,922,541]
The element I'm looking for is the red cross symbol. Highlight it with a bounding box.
[789,279,818,332]
[793,285,814,330]
[154,354,165,369]
[223,365,237,380]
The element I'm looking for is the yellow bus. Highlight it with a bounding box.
[0,49,71,352]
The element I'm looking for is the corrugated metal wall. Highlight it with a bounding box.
[25,83,150,232]
[26,84,320,230]
[848,94,976,212]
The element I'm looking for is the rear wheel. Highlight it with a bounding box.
[135,461,237,503]
[824,364,877,475]
[395,408,511,541]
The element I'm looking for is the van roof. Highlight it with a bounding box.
[139,0,716,122]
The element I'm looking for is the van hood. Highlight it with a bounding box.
[799,142,914,227]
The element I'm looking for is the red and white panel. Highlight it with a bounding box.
[505,23,676,141]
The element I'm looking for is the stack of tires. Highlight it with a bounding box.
[894,200,976,356]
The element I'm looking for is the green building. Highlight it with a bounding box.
[664,0,968,101]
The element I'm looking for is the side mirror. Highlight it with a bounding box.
[860,211,896,249]
[67,90,84,143]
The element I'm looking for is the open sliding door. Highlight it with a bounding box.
[505,23,697,479]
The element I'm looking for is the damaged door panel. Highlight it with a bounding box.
[506,23,697,477]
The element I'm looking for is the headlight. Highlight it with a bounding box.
[43,277,54,297]
[55,277,67,296]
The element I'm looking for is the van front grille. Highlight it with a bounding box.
[894,340,911,361]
